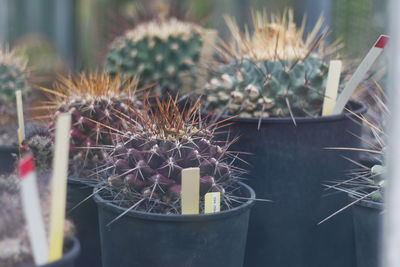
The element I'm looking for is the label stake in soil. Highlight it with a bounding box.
[205,192,220,214]
[16,90,25,143]
[19,155,48,265]
[332,35,389,115]
[181,167,200,215]
[322,60,342,116]
[48,114,71,262]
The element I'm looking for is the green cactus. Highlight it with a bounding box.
[100,96,245,214]
[205,10,339,118]
[0,46,30,104]
[40,72,143,176]
[206,56,329,118]
[105,18,215,95]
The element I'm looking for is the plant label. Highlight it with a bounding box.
[19,155,48,265]
[205,192,220,214]
[332,35,389,114]
[48,113,71,262]
[181,167,200,215]
[322,60,342,116]
[16,90,25,142]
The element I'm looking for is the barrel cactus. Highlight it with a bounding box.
[105,17,215,95]
[0,45,29,103]
[100,96,245,214]
[40,72,143,176]
[205,10,340,118]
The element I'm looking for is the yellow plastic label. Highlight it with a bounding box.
[322,60,342,116]
[48,114,71,262]
[205,192,220,214]
[16,90,25,141]
[181,168,200,215]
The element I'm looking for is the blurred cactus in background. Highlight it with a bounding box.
[105,17,215,95]
[0,45,29,103]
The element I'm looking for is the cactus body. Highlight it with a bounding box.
[206,57,329,117]
[40,72,143,176]
[0,46,29,103]
[105,18,214,94]
[205,10,339,118]
[102,97,244,214]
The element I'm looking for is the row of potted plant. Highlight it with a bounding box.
[0,6,386,267]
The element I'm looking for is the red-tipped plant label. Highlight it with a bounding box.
[332,34,390,115]
[19,155,34,178]
[18,156,48,265]
[374,35,390,48]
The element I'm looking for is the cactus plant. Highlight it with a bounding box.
[105,17,215,95]
[21,127,54,173]
[0,45,30,145]
[39,71,143,176]
[325,83,386,210]
[0,45,29,103]
[204,9,341,118]
[99,96,246,214]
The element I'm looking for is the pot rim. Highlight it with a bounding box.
[68,176,97,186]
[37,237,80,267]
[93,181,255,222]
[0,145,18,152]
[210,100,367,125]
[348,193,384,211]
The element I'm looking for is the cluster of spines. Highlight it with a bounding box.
[37,71,144,176]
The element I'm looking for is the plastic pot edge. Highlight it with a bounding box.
[348,194,384,211]
[37,237,80,267]
[210,100,367,125]
[93,182,255,222]
[0,145,18,152]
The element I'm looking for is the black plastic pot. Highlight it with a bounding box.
[215,101,367,267]
[66,178,102,267]
[94,182,255,267]
[350,195,383,267]
[36,237,80,267]
[0,145,18,174]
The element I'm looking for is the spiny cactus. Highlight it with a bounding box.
[100,96,246,214]
[205,9,341,118]
[39,72,143,176]
[326,83,386,206]
[0,45,29,103]
[21,127,54,173]
[105,17,215,95]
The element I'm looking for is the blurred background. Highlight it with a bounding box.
[0,0,387,75]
